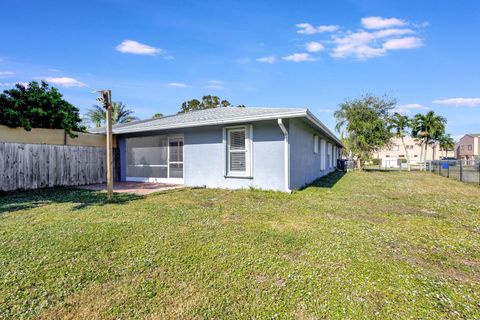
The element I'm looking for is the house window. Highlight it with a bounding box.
[225,126,252,177]
[406,145,414,150]
[461,145,465,150]
[314,135,319,154]
[390,144,399,151]
[468,145,473,151]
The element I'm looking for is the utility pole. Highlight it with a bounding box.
[95,90,114,201]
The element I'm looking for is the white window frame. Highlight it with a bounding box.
[314,135,319,154]
[223,125,253,178]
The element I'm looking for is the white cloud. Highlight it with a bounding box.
[305,42,325,52]
[361,16,407,29]
[331,28,423,60]
[256,56,277,64]
[432,98,480,107]
[207,80,225,89]
[296,23,339,34]
[395,103,429,114]
[0,71,15,78]
[383,37,423,50]
[373,28,415,38]
[282,53,316,62]
[168,82,187,88]
[115,40,162,55]
[394,108,411,114]
[44,77,87,87]
[331,31,384,59]
[398,103,428,110]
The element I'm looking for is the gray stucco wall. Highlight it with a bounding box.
[184,120,286,191]
[117,120,287,191]
[117,118,341,191]
[289,119,336,189]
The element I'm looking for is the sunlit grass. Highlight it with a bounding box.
[1,171,479,319]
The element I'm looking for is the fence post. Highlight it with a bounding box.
[478,160,480,186]
[438,161,441,176]
[447,163,449,178]
[460,160,463,182]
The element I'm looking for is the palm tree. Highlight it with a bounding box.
[87,101,137,127]
[412,111,446,169]
[87,105,105,128]
[438,134,455,158]
[390,113,412,170]
[411,113,428,169]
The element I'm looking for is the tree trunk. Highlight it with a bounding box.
[424,142,428,171]
[401,136,410,171]
[419,141,424,171]
[357,158,363,171]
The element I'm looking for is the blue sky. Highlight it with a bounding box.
[1,0,479,139]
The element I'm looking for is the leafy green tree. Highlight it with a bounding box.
[412,111,446,166]
[180,95,245,113]
[0,81,85,137]
[152,112,164,119]
[334,94,395,170]
[87,101,137,127]
[390,113,412,170]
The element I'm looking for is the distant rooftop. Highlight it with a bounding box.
[89,107,342,145]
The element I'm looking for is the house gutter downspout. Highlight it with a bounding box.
[277,118,291,192]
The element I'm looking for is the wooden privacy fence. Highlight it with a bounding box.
[0,142,108,192]
[0,125,122,192]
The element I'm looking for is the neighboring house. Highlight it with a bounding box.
[90,107,343,192]
[374,136,454,167]
[456,133,480,160]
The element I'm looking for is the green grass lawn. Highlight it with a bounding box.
[1,171,479,319]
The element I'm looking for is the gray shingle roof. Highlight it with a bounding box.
[89,107,342,145]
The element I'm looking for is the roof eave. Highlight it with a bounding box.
[305,110,343,146]
[111,110,308,134]
[92,109,343,147]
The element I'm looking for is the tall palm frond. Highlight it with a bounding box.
[86,101,137,127]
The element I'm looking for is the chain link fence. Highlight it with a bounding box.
[428,160,480,185]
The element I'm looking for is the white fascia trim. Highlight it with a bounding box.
[277,118,291,192]
[112,111,307,134]
[110,109,342,147]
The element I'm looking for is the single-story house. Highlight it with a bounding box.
[91,107,343,192]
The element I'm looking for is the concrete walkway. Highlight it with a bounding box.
[78,181,185,195]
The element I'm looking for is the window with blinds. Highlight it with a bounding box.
[226,126,251,177]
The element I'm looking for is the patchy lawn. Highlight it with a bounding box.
[0,171,479,319]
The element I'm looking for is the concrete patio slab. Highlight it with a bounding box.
[78,181,185,195]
